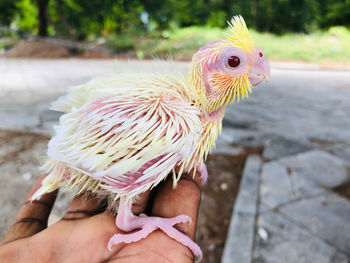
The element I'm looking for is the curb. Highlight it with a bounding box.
[222,155,262,263]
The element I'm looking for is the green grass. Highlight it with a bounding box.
[108,26,350,63]
[250,26,350,63]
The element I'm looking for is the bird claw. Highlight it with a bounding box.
[108,205,202,261]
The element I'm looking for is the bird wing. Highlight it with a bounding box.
[47,87,202,198]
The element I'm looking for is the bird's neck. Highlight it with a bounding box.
[197,105,226,162]
[184,75,226,165]
[202,105,226,122]
[186,81,226,122]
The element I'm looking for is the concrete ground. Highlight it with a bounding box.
[220,65,350,262]
[0,59,350,262]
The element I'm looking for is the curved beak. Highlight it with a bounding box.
[249,58,270,86]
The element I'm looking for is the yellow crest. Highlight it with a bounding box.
[224,15,255,52]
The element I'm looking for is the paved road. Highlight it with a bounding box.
[0,59,350,262]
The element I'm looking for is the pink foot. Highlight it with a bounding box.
[108,199,203,261]
[197,163,208,185]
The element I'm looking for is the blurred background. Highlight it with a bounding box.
[0,0,350,62]
[0,1,350,263]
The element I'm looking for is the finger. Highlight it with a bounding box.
[152,172,202,239]
[62,192,108,221]
[1,174,58,245]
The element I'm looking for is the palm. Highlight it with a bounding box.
[106,229,193,262]
[34,213,193,263]
[0,174,200,263]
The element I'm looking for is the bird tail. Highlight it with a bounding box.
[31,159,105,201]
[30,159,66,201]
[31,172,61,200]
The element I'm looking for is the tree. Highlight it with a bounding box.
[37,0,49,36]
[0,0,18,26]
[1,0,350,38]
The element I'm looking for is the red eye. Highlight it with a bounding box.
[228,56,240,68]
[259,52,263,57]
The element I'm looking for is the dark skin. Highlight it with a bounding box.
[0,173,201,263]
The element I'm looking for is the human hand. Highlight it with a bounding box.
[0,174,201,263]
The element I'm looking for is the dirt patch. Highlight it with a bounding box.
[0,130,49,238]
[197,146,262,263]
[196,154,243,263]
[6,40,71,58]
[0,130,49,166]
[5,40,113,59]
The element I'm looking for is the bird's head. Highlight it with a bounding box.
[189,15,270,113]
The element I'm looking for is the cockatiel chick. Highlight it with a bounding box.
[32,16,270,261]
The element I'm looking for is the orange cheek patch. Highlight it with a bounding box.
[210,73,235,89]
[207,73,251,111]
